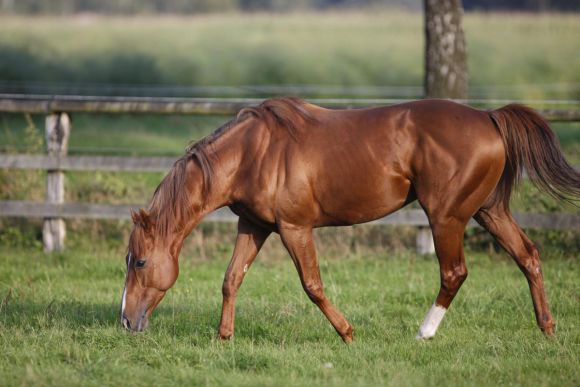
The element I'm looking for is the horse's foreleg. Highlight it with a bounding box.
[279,224,354,343]
[474,208,555,335]
[218,217,270,340]
[416,218,468,339]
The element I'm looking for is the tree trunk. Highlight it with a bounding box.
[424,0,468,99]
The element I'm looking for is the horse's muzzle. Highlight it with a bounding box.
[121,313,147,332]
[121,314,132,330]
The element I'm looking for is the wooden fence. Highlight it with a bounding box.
[1,94,579,119]
[1,94,579,253]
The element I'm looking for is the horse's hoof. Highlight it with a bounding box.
[542,324,556,337]
[341,326,354,344]
[218,332,233,341]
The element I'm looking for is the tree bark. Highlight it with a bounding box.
[424,0,468,99]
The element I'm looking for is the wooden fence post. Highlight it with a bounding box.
[416,226,435,255]
[43,113,70,252]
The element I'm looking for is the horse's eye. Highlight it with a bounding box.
[135,260,146,268]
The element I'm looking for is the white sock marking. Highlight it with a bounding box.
[416,303,447,340]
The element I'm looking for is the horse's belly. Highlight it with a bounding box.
[313,172,412,227]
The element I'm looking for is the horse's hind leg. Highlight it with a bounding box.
[474,207,555,335]
[416,217,469,339]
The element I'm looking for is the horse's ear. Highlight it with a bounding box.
[130,208,154,231]
[130,208,140,224]
[138,208,155,232]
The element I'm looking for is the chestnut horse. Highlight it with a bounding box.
[121,98,579,341]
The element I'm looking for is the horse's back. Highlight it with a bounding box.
[312,100,502,224]
[301,99,504,180]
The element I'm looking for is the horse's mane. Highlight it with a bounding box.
[144,97,317,237]
[252,97,318,138]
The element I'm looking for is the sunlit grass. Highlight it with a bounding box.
[0,247,578,386]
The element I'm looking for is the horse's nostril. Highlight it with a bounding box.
[121,315,131,330]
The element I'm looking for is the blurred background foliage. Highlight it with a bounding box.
[0,12,578,100]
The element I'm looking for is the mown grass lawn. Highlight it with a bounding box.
[0,247,578,386]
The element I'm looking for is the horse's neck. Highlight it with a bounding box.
[181,142,239,228]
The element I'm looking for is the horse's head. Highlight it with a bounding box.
[120,208,179,332]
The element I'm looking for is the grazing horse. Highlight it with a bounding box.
[121,97,579,341]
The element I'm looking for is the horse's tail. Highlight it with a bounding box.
[488,104,580,209]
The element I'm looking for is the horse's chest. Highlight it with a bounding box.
[229,201,278,230]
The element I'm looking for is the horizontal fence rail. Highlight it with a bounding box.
[0,154,176,172]
[0,201,237,221]
[0,94,579,121]
[3,81,579,100]
[2,201,579,230]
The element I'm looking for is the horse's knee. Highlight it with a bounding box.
[303,281,325,303]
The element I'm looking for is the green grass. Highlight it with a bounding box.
[0,12,579,99]
[0,246,578,386]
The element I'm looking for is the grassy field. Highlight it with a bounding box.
[0,12,579,99]
[0,247,578,386]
